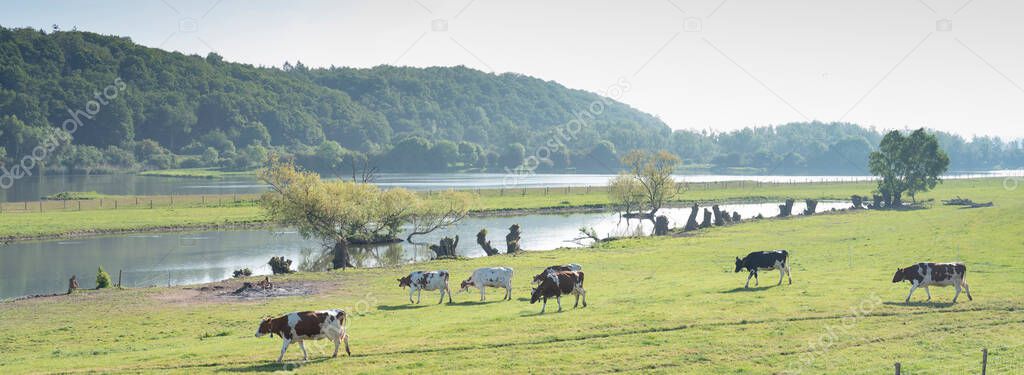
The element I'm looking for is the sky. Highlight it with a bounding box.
[2,0,1022,139]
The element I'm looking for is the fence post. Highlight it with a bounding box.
[522,188,526,196]
[78,201,82,211]
[982,348,988,375]
[39,201,43,213]
[114,200,118,209]
[117,270,122,288]
[150,200,153,209]
[894,362,900,375]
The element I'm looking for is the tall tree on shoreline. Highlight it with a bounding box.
[869,129,950,207]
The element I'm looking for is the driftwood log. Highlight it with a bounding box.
[712,205,726,226]
[506,224,522,254]
[430,235,460,258]
[476,229,499,256]
[67,275,79,294]
[684,204,700,231]
[268,256,294,274]
[778,199,795,217]
[654,215,670,236]
[699,208,713,229]
[804,199,818,215]
[851,195,864,209]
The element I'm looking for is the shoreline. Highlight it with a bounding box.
[0,197,843,244]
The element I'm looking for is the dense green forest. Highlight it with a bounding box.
[1,26,1021,176]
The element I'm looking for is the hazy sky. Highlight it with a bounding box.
[3,0,1022,139]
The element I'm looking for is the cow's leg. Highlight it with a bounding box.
[905,284,918,303]
[777,268,785,286]
[754,271,759,286]
[506,285,512,301]
[408,289,415,304]
[786,266,793,285]
[438,288,445,304]
[332,336,340,358]
[416,289,422,304]
[344,333,351,355]
[447,285,453,304]
[744,272,754,288]
[277,338,291,362]
[299,341,308,361]
[924,285,932,301]
[573,290,580,308]
[480,286,486,302]
[963,280,973,301]
[581,287,587,307]
[952,283,961,303]
[556,295,563,312]
[540,297,547,314]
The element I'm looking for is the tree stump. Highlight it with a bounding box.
[712,205,726,226]
[699,208,713,229]
[654,215,670,236]
[331,241,354,269]
[804,199,818,215]
[872,194,882,209]
[722,210,733,224]
[731,212,741,222]
[505,224,522,254]
[778,199,795,217]
[851,195,864,209]
[430,235,460,258]
[268,256,294,274]
[477,229,499,256]
[67,275,79,295]
[684,204,700,231]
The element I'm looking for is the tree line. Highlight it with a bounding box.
[1,26,1020,176]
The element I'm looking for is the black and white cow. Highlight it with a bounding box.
[531,263,582,285]
[459,267,514,301]
[530,271,586,313]
[734,250,792,288]
[398,270,453,304]
[893,262,973,303]
[255,309,350,362]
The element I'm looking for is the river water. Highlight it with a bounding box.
[2,170,1019,202]
[0,201,849,299]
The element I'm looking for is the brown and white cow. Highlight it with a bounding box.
[530,270,586,313]
[892,263,973,303]
[255,309,351,362]
[531,263,582,285]
[398,270,453,304]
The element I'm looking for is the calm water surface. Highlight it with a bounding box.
[0,201,849,299]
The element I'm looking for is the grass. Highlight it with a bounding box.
[138,167,257,178]
[0,179,1021,373]
[0,179,999,240]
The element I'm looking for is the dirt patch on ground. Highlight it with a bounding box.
[152,278,333,306]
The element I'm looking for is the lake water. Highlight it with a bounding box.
[0,201,849,299]
[1,171,1018,202]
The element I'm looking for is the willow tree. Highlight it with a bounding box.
[259,160,417,269]
[608,173,645,217]
[406,190,475,243]
[620,150,681,220]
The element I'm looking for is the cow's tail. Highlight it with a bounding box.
[780,250,790,267]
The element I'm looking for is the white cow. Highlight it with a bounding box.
[397,270,453,304]
[459,267,514,301]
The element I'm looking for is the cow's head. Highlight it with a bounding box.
[530,287,542,304]
[459,279,473,293]
[255,317,273,338]
[397,275,412,289]
[892,268,906,283]
[734,257,744,272]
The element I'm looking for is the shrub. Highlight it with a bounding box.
[96,266,112,289]
[232,268,253,278]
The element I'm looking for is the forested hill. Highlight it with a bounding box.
[0,26,668,174]
[1,26,1021,175]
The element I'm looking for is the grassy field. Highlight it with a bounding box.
[0,180,885,240]
[0,178,1020,373]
